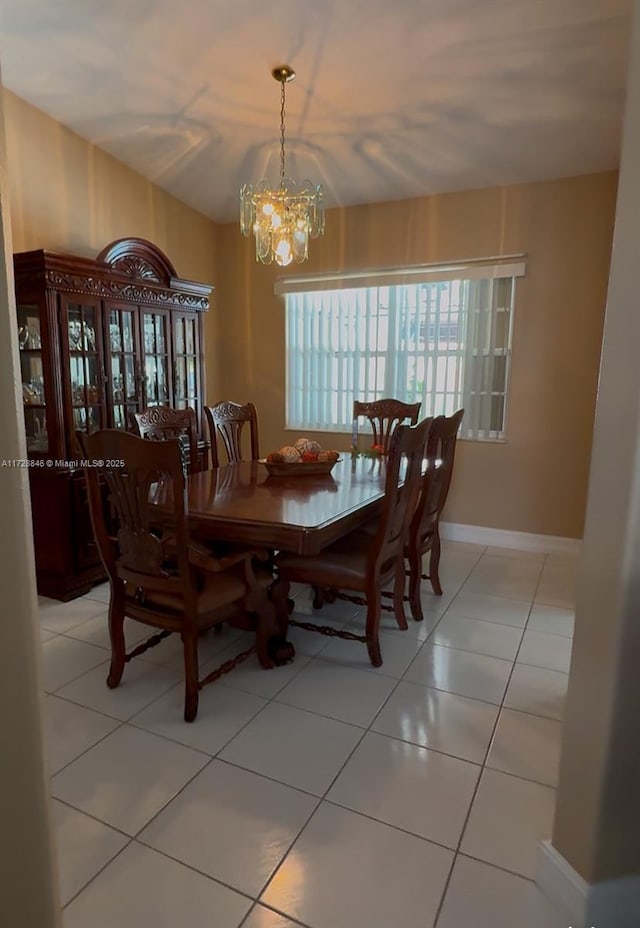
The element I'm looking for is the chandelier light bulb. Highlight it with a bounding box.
[240,65,325,266]
[275,236,293,267]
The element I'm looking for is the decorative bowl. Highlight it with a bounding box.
[259,458,340,477]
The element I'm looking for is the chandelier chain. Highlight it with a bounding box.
[279,78,286,186]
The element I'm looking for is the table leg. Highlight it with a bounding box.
[270,575,291,636]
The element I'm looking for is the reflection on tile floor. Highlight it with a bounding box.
[39,543,576,926]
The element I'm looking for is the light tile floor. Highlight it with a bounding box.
[39,540,577,927]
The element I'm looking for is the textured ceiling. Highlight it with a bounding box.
[0,0,632,222]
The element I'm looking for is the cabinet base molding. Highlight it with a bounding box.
[36,567,105,602]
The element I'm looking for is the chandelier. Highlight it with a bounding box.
[240,66,325,267]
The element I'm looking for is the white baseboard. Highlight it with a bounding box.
[440,521,582,555]
[537,840,640,927]
[537,840,587,924]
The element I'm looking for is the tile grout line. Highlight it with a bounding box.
[237,901,312,928]
[253,546,486,916]
[57,635,522,910]
[49,714,130,780]
[418,543,511,925]
[262,549,571,923]
[121,619,347,919]
[53,625,305,913]
[61,749,220,910]
[53,795,133,841]
[221,603,375,907]
[431,549,546,927]
[62,652,328,917]
[96,618,355,914]
[50,548,572,923]
[46,657,113,699]
[250,622,435,904]
[268,550,565,920]
[49,670,186,731]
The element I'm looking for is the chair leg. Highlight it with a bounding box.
[393,557,408,630]
[106,583,126,689]
[407,544,424,623]
[313,586,337,607]
[183,630,199,722]
[430,526,443,596]
[365,584,383,667]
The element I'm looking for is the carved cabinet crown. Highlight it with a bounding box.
[16,237,212,310]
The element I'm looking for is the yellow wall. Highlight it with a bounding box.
[215,172,617,539]
[3,88,616,537]
[3,90,220,401]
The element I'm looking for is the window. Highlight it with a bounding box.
[282,261,524,441]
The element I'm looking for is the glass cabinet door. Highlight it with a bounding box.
[17,303,48,454]
[142,310,171,410]
[62,300,107,438]
[106,305,143,429]
[172,312,199,414]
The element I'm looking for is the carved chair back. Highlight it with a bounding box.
[132,405,200,472]
[352,398,421,453]
[77,429,282,721]
[77,429,198,617]
[275,416,431,668]
[370,416,433,577]
[403,409,463,609]
[205,401,259,468]
[410,409,464,549]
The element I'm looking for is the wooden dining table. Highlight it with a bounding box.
[176,455,389,554]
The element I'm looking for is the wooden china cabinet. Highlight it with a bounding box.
[13,237,212,600]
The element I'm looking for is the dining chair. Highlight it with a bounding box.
[77,429,282,721]
[205,400,259,469]
[406,408,464,620]
[352,398,421,453]
[132,405,201,472]
[275,416,432,667]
